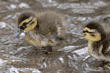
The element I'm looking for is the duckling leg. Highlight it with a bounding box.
[98,61,110,70]
[44,46,52,55]
[98,61,105,70]
[104,62,110,70]
[104,65,110,69]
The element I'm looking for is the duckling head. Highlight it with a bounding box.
[13,12,37,38]
[81,22,106,42]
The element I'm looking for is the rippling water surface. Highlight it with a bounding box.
[0,0,110,73]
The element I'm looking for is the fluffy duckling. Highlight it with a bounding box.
[81,22,110,69]
[13,11,66,53]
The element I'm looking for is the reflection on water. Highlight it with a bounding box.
[0,0,110,73]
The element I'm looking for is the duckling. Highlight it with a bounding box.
[13,11,66,54]
[81,22,110,69]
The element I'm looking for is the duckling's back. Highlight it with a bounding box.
[35,11,66,38]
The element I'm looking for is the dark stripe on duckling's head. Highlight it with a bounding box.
[18,12,35,25]
[19,18,33,30]
[18,12,35,30]
[17,12,37,32]
[84,22,105,34]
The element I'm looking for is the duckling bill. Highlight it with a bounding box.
[13,28,23,38]
[13,11,66,53]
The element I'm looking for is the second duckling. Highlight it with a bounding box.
[81,22,110,69]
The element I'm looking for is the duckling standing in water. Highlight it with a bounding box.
[81,22,110,69]
[13,11,66,54]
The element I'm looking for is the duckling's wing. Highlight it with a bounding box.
[37,13,57,37]
[104,33,110,52]
[101,39,110,57]
[36,12,66,38]
[106,33,110,40]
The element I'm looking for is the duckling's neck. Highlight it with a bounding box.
[101,33,106,41]
[89,33,106,49]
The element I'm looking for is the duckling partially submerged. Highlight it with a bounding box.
[13,11,66,53]
[81,22,110,69]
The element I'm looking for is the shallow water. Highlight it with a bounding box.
[0,0,110,73]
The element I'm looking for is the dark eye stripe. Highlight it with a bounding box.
[30,21,34,25]
[19,18,33,30]
[91,33,95,36]
[83,30,92,33]
[20,26,25,30]
[22,23,27,27]
[20,22,27,30]
[23,18,33,26]
[27,18,33,25]
[83,30,95,36]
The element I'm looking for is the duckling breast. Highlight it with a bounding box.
[25,30,59,48]
[88,41,105,60]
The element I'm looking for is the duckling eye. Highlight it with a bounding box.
[91,33,95,36]
[20,26,25,30]
[22,22,28,26]
[20,23,27,30]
